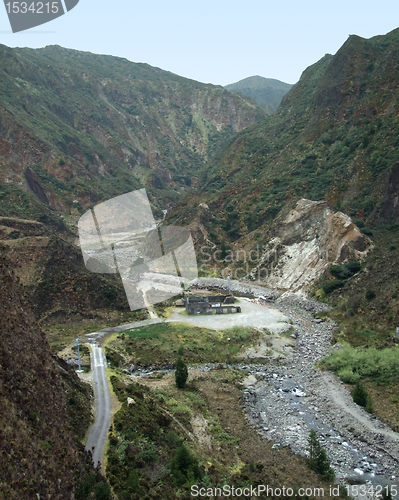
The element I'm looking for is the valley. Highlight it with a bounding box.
[2,25,399,500]
[78,279,398,498]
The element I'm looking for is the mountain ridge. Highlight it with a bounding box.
[0,43,264,224]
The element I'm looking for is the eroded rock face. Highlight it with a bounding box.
[250,199,372,291]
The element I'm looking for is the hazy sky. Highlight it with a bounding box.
[1,0,398,86]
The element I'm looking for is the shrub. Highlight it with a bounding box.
[351,381,368,407]
[321,344,399,384]
[345,261,361,274]
[329,265,352,280]
[175,357,188,389]
[170,444,202,486]
[322,280,345,294]
[165,430,182,449]
[365,289,376,300]
[337,368,360,384]
[351,382,373,413]
[347,305,355,317]
[329,262,361,280]
[94,483,113,500]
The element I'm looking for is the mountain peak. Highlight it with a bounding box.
[225,75,294,112]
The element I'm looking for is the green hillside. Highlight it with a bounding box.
[172,28,399,236]
[0,44,264,226]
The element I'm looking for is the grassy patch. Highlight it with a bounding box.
[110,323,260,367]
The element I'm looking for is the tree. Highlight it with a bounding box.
[170,444,202,486]
[175,357,188,389]
[307,430,335,481]
[351,381,373,413]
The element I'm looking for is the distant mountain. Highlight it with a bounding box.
[225,75,293,113]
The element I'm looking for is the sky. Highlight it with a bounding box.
[0,0,398,86]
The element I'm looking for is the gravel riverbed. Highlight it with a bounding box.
[190,278,399,498]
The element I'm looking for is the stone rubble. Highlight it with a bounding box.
[190,278,399,498]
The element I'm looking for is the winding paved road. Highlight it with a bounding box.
[85,343,112,473]
[82,297,288,471]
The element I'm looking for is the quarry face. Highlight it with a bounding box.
[250,199,373,292]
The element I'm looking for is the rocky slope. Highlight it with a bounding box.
[0,44,264,223]
[170,198,372,294]
[248,199,372,291]
[0,252,109,499]
[0,216,140,325]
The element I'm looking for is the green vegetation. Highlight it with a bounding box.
[351,381,373,413]
[307,430,335,481]
[106,377,210,499]
[329,262,361,280]
[170,444,202,486]
[109,323,260,367]
[106,368,339,500]
[321,262,362,295]
[175,357,188,389]
[320,343,399,384]
[75,474,112,500]
[322,279,345,295]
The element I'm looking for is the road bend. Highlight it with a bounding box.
[85,343,112,473]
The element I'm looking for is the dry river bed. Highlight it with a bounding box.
[241,303,398,493]
[185,279,399,498]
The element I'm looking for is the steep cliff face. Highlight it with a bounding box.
[0,44,264,221]
[0,252,108,499]
[248,199,372,291]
